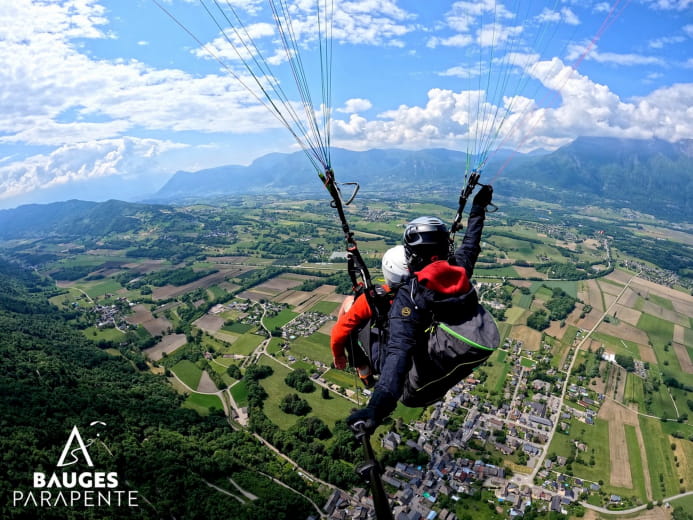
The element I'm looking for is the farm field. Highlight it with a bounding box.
[183,393,224,415]
[172,360,203,389]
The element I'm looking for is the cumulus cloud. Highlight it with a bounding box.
[0,138,182,202]
[0,2,299,149]
[331,59,693,153]
[337,98,373,113]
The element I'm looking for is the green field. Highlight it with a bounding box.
[257,355,354,430]
[72,279,122,299]
[82,326,125,342]
[534,285,553,301]
[182,393,223,415]
[477,349,510,394]
[322,368,359,390]
[266,337,285,355]
[229,333,265,356]
[670,494,693,515]
[624,424,647,500]
[287,332,333,365]
[547,418,611,485]
[476,266,519,278]
[637,313,674,348]
[208,359,238,386]
[591,332,641,359]
[172,360,203,389]
[505,306,528,325]
[222,322,254,334]
[639,415,680,500]
[307,300,339,314]
[230,380,249,408]
[624,374,646,409]
[520,357,536,368]
[512,287,533,308]
[263,309,298,330]
[648,293,674,311]
[530,280,578,298]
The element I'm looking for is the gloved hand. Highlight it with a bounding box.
[347,407,378,435]
[473,184,493,208]
[346,390,397,435]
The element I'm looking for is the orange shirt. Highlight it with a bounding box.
[330,291,377,369]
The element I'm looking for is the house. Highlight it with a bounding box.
[382,432,402,451]
[550,495,563,512]
[523,443,541,456]
[528,415,553,428]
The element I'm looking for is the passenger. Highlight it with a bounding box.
[330,245,410,386]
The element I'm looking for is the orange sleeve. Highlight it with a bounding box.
[330,293,373,369]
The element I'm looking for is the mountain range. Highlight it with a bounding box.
[0,138,691,236]
[149,137,693,221]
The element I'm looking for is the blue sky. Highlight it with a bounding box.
[0,0,691,208]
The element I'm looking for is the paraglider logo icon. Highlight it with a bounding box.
[55,422,106,468]
[56,425,95,468]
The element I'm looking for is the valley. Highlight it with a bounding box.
[1,194,692,520]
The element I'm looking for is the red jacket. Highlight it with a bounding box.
[330,285,391,369]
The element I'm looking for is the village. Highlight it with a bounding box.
[321,334,617,520]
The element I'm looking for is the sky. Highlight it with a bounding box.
[0,0,691,209]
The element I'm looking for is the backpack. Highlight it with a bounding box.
[401,303,500,408]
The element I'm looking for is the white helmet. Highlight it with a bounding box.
[381,245,410,288]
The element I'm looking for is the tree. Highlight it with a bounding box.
[226,364,242,380]
[527,310,550,331]
[279,393,311,416]
[285,369,316,393]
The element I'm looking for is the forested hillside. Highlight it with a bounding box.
[0,258,316,519]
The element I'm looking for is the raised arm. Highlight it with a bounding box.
[452,185,492,278]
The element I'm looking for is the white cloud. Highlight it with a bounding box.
[439,64,486,79]
[0,2,289,149]
[566,42,666,66]
[0,138,182,202]
[683,24,693,38]
[338,98,373,113]
[445,0,515,33]
[537,7,581,26]
[643,0,693,10]
[648,35,685,48]
[592,2,613,13]
[194,23,276,64]
[477,23,524,47]
[426,34,474,49]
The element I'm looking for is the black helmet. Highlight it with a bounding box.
[403,216,449,271]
